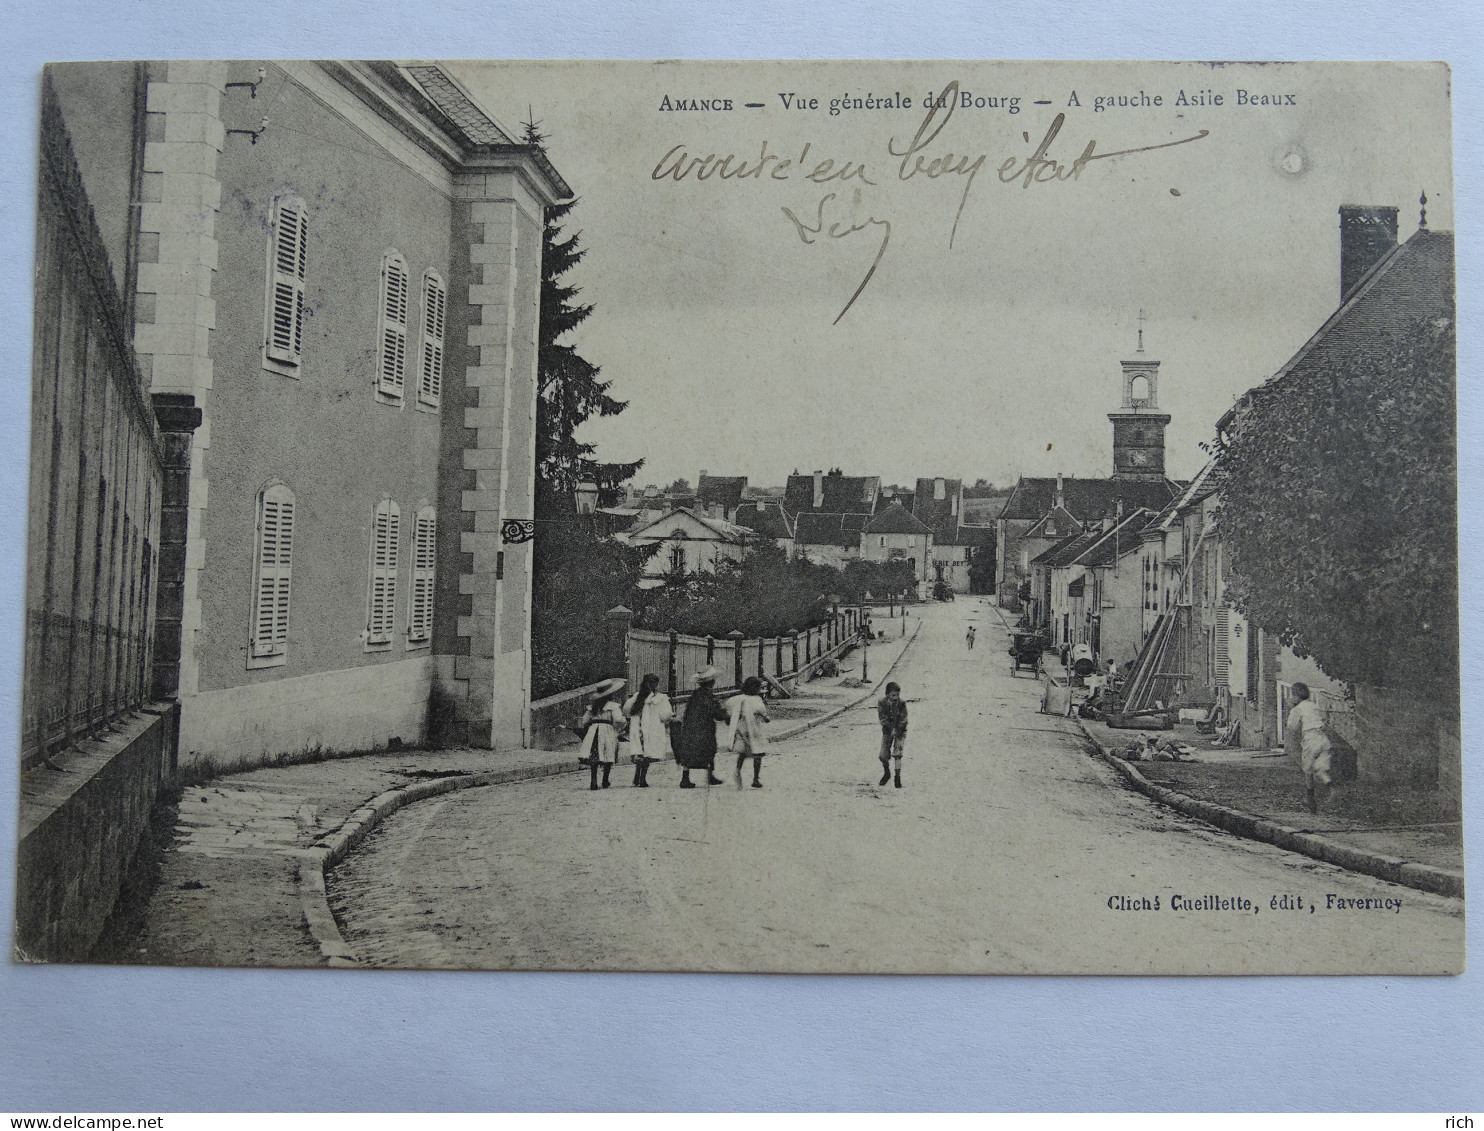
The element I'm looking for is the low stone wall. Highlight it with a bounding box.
[528,679,610,751]
[15,703,179,962]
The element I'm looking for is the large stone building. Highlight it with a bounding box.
[37,62,570,773]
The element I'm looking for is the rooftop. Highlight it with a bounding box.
[864,502,935,536]
[794,512,870,549]
[698,474,748,512]
[912,477,964,542]
[1219,225,1454,433]
[785,472,880,515]
[999,476,1183,523]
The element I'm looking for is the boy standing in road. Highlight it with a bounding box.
[877,681,908,788]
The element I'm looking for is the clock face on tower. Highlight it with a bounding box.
[1127,449,1152,467]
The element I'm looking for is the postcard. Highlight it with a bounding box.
[17,60,1460,974]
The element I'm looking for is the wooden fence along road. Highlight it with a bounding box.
[627,607,867,698]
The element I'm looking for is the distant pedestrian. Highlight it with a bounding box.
[1285,682,1333,813]
[624,673,673,788]
[577,678,627,791]
[676,666,729,788]
[877,681,908,788]
[728,675,772,789]
[965,625,976,650]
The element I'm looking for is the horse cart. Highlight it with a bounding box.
[1009,632,1045,677]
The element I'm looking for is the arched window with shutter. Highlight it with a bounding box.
[249,484,295,667]
[417,269,446,410]
[366,498,401,649]
[263,194,307,375]
[408,506,436,646]
[378,252,410,402]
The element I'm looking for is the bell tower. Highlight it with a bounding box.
[1108,314,1170,481]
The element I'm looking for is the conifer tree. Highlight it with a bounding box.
[525,119,642,504]
[523,118,647,695]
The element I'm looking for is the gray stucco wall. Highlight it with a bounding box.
[200,63,452,694]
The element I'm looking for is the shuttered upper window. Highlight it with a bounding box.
[417,270,446,409]
[408,506,436,645]
[366,499,400,648]
[378,253,410,402]
[249,484,295,667]
[263,195,307,374]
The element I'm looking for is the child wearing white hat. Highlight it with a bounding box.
[577,678,627,790]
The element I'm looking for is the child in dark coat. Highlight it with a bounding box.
[877,681,908,788]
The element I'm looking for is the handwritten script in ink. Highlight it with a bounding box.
[649,80,1210,324]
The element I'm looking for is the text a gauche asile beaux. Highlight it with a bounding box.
[655,86,1299,116]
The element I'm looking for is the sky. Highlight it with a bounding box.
[452,60,1453,490]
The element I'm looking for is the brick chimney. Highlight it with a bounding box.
[813,470,824,509]
[1055,472,1064,510]
[1339,205,1399,302]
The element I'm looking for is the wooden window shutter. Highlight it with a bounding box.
[251,485,295,658]
[266,197,307,365]
[418,271,446,408]
[367,499,400,645]
[378,254,410,399]
[1214,606,1230,683]
[408,507,436,643]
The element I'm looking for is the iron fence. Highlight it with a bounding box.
[22,76,165,768]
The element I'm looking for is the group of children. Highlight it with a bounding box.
[576,670,912,792]
[576,667,775,790]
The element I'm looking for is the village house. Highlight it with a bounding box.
[782,468,879,568]
[1204,204,1456,792]
[911,477,976,594]
[622,506,752,586]
[1097,203,1454,793]
[1076,507,1159,663]
[734,499,795,558]
[793,512,868,569]
[859,501,934,599]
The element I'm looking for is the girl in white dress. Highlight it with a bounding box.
[623,673,673,788]
[577,678,627,791]
[728,676,772,789]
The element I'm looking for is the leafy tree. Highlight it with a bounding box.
[840,558,918,604]
[1214,314,1456,695]
[667,478,692,494]
[636,544,838,639]
[529,481,655,699]
[968,545,998,595]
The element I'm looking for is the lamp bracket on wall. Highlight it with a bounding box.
[226,117,270,145]
[225,67,267,99]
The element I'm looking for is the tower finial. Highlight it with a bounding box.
[1419,190,1429,229]
[1136,308,1147,353]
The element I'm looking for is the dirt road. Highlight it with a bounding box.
[330,599,1464,973]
